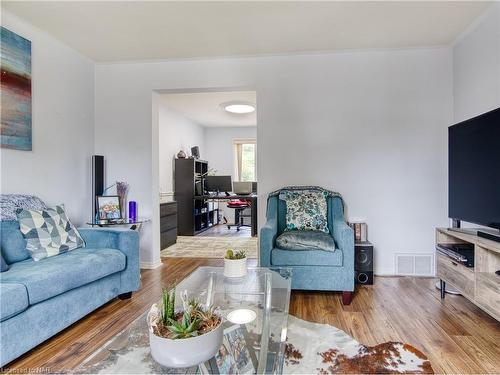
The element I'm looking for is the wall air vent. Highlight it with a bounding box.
[395,254,434,276]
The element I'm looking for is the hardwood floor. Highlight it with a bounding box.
[4,258,500,374]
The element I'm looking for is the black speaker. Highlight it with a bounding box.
[355,271,373,285]
[355,242,373,284]
[191,146,200,159]
[92,155,104,219]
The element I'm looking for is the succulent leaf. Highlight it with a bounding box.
[225,249,246,259]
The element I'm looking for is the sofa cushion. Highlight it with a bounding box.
[1,247,126,305]
[272,248,343,267]
[1,220,30,264]
[276,230,336,252]
[0,283,29,321]
[280,189,329,233]
[16,205,85,261]
[1,254,9,272]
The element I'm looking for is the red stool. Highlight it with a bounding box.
[226,199,251,231]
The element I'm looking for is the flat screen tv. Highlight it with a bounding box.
[448,107,500,230]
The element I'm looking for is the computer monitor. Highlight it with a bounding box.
[233,181,252,195]
[205,176,232,194]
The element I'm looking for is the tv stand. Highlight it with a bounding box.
[436,228,500,322]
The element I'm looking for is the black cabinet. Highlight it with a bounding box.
[160,201,177,249]
[174,158,219,235]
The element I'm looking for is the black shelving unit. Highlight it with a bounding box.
[174,158,219,235]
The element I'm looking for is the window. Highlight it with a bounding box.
[234,139,256,182]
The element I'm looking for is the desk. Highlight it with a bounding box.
[195,194,258,236]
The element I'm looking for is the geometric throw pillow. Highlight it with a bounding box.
[16,205,85,261]
[282,190,329,233]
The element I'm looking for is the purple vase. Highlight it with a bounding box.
[128,201,137,222]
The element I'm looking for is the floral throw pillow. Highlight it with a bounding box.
[282,190,329,233]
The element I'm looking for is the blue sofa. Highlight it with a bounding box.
[0,220,140,366]
[260,187,354,303]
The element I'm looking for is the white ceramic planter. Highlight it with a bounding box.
[224,257,247,278]
[147,307,223,368]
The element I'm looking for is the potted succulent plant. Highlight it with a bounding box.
[148,285,223,368]
[224,249,247,278]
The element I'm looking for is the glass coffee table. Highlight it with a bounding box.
[76,267,292,375]
[178,267,292,374]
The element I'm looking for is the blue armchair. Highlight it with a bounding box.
[260,186,354,304]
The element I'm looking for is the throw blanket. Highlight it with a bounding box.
[0,194,47,221]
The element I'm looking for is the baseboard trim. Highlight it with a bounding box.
[140,260,162,269]
[373,272,396,277]
[374,273,437,278]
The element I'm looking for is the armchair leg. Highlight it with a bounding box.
[118,292,132,300]
[342,291,353,305]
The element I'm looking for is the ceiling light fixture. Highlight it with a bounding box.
[221,101,255,114]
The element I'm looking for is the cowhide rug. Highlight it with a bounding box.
[282,317,433,374]
[75,314,433,374]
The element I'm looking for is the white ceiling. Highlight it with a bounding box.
[2,1,491,62]
[161,91,257,127]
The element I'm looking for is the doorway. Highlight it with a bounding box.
[155,89,258,259]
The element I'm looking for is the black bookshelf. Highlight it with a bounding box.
[174,158,219,235]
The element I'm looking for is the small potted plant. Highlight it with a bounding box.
[224,249,247,278]
[148,285,223,368]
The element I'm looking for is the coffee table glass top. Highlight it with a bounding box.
[75,266,292,375]
[176,266,292,374]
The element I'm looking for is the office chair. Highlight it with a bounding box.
[226,199,251,231]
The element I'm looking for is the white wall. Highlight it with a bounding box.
[453,3,500,123]
[0,11,94,225]
[158,104,205,194]
[96,48,452,273]
[204,126,257,177]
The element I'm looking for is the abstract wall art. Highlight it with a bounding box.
[1,27,32,151]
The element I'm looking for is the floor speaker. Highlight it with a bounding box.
[355,271,373,285]
[355,242,373,284]
[92,155,104,219]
